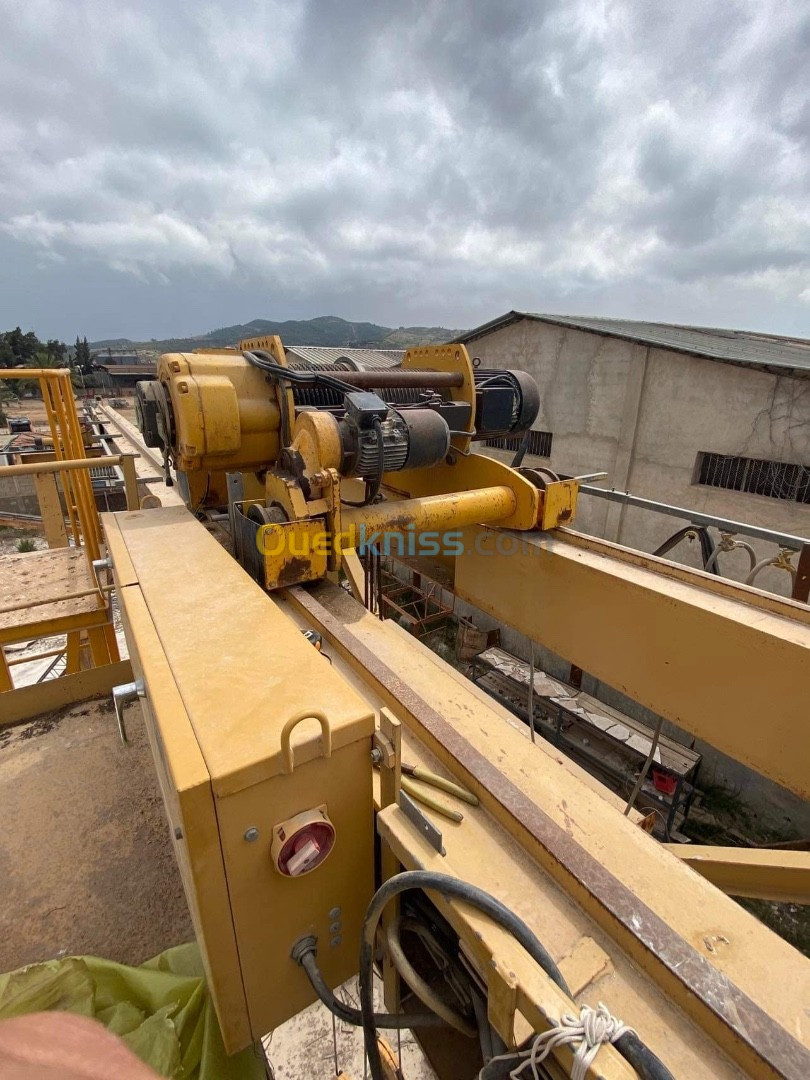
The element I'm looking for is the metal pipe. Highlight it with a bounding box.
[0,584,110,617]
[294,369,464,389]
[0,455,125,477]
[342,486,516,546]
[578,484,809,551]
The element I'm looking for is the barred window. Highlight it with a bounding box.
[485,430,553,457]
[695,452,810,504]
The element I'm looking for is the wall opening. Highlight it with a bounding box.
[484,430,553,457]
[694,451,810,504]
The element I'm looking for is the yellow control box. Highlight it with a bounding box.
[104,506,375,1052]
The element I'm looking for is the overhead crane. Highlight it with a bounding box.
[100,337,809,1080]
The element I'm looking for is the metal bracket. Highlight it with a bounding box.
[372,729,397,769]
[92,556,112,590]
[112,679,144,746]
[399,789,445,856]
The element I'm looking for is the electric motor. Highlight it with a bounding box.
[338,392,450,478]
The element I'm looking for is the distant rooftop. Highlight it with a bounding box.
[90,352,151,364]
[457,312,810,376]
[94,365,153,376]
[286,346,404,370]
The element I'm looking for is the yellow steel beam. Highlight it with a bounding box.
[0,658,133,727]
[454,526,810,798]
[0,367,72,378]
[119,453,140,510]
[32,471,69,548]
[0,649,12,692]
[0,606,112,647]
[664,845,810,904]
[340,546,365,603]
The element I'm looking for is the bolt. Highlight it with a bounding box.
[174,826,183,840]
[244,827,260,843]
[329,921,341,935]
[370,747,383,765]
[328,906,341,920]
[330,935,342,947]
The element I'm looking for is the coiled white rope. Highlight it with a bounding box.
[492,1002,636,1080]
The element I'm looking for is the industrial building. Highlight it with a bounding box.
[458,313,810,595]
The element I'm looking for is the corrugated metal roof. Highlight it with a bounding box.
[285,346,404,371]
[0,432,45,453]
[95,365,154,375]
[457,311,810,375]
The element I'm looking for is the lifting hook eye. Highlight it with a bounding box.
[280,710,332,774]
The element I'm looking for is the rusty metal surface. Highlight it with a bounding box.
[793,544,810,603]
[288,583,810,1080]
[292,369,463,388]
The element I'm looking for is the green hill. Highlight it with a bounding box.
[91,316,459,352]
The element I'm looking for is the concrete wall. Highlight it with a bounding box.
[622,347,810,594]
[468,318,810,596]
[0,474,38,517]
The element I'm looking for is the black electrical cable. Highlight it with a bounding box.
[359,872,673,1080]
[653,524,718,574]
[359,871,569,1080]
[510,430,530,468]
[244,350,360,397]
[290,937,444,1029]
[613,1032,675,1080]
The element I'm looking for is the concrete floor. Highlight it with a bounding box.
[265,974,437,1080]
[0,698,194,973]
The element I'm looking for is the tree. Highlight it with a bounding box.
[0,382,17,426]
[73,335,93,374]
[46,339,66,365]
[3,326,39,365]
[0,327,70,397]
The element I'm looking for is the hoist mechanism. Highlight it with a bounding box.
[135,336,579,588]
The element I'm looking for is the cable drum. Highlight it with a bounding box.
[292,385,429,410]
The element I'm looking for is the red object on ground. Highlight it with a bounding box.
[652,768,677,795]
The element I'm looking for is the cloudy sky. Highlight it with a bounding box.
[0,0,808,342]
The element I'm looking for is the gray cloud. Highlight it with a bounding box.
[0,0,807,341]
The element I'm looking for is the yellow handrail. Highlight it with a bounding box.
[0,368,101,562]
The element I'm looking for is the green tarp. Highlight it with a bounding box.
[0,943,265,1080]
